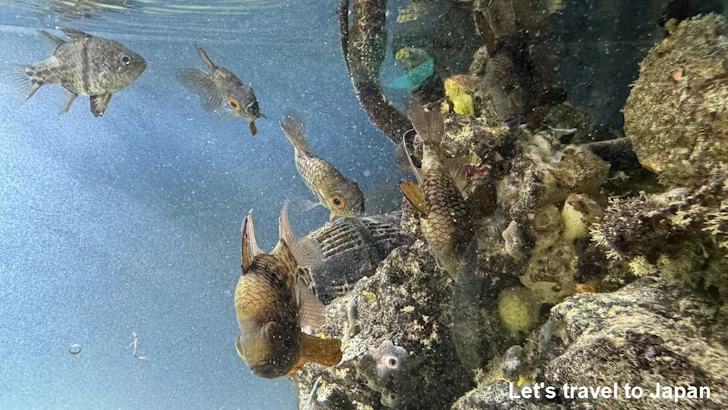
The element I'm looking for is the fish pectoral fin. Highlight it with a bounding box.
[57,26,93,41]
[59,88,77,114]
[296,277,326,329]
[249,121,257,136]
[176,68,222,111]
[399,180,429,216]
[298,333,342,368]
[234,335,246,361]
[278,200,323,268]
[89,93,112,117]
[257,112,267,119]
[38,30,65,48]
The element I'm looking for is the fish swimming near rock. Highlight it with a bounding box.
[281,112,365,221]
[398,100,477,281]
[300,211,412,304]
[9,26,146,117]
[234,201,342,379]
[177,46,265,136]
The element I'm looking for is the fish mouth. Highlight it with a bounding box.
[249,359,285,379]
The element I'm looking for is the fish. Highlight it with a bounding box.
[234,201,342,379]
[9,26,146,117]
[280,112,365,221]
[299,211,412,304]
[398,100,477,281]
[177,46,265,136]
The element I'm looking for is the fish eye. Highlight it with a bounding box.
[329,195,346,209]
[121,55,130,65]
[227,97,240,110]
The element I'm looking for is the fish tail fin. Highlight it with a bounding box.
[176,68,222,111]
[277,200,323,268]
[195,46,216,70]
[280,111,310,154]
[2,64,43,101]
[296,333,343,368]
[404,98,444,145]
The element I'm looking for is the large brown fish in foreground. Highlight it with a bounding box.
[234,201,342,379]
[11,26,146,116]
[399,101,477,281]
[281,112,365,221]
[177,47,265,136]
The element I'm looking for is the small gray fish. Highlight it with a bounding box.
[177,47,265,136]
[281,112,365,221]
[10,26,146,116]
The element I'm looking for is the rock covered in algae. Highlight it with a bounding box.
[537,278,728,410]
[453,278,728,410]
[498,130,610,225]
[591,173,728,298]
[291,241,475,410]
[623,14,728,187]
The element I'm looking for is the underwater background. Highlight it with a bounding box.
[1,0,727,409]
[0,0,404,408]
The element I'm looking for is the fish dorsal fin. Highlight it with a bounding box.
[278,200,323,268]
[240,210,255,275]
[195,46,217,70]
[245,210,263,257]
[399,180,429,216]
[296,277,326,329]
[402,130,423,185]
[57,27,93,41]
[39,30,65,48]
[404,98,444,145]
[280,112,310,154]
[89,93,112,117]
[297,333,342,368]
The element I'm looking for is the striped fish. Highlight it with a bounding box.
[10,27,146,117]
[300,212,412,303]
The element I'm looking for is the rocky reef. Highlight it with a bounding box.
[623,14,728,187]
[289,7,728,410]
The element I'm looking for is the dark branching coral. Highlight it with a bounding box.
[623,14,728,187]
[338,0,412,144]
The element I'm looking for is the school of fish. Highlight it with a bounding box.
[6,26,478,380]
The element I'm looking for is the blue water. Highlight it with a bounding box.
[0,1,405,408]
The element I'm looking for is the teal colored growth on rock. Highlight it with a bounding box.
[386,58,434,89]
